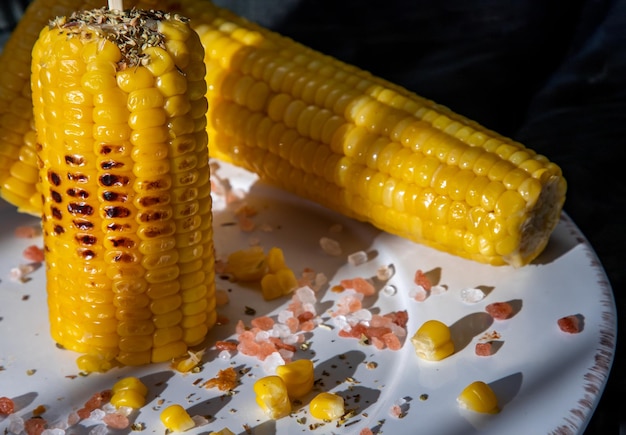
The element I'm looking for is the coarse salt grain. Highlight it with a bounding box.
[261,352,285,374]
[7,414,24,434]
[295,286,317,306]
[42,429,66,435]
[382,284,397,296]
[89,409,106,421]
[218,350,233,360]
[460,287,486,303]
[376,264,395,281]
[192,415,209,427]
[347,250,368,266]
[430,284,447,295]
[319,237,342,256]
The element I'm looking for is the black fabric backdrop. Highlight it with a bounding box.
[2,0,624,432]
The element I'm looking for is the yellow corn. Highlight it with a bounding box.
[225,246,267,281]
[209,429,235,435]
[275,359,314,399]
[457,381,500,414]
[0,0,182,214]
[253,375,292,419]
[1,0,566,266]
[31,8,215,367]
[110,376,149,409]
[411,319,455,361]
[160,404,196,432]
[309,392,345,421]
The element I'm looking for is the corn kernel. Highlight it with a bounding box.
[75,354,113,373]
[160,404,196,432]
[226,246,267,281]
[275,359,314,399]
[112,376,148,397]
[253,376,291,419]
[209,429,235,435]
[110,388,146,409]
[309,392,345,420]
[411,319,455,361]
[457,381,500,414]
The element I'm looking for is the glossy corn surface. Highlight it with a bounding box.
[0,0,183,214]
[160,404,196,431]
[31,8,215,366]
[187,4,567,267]
[309,392,345,420]
[253,375,292,419]
[411,319,455,361]
[275,359,314,399]
[1,0,566,266]
[457,381,500,414]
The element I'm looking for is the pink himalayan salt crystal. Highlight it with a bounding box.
[333,292,363,316]
[413,269,432,291]
[320,236,342,256]
[360,429,374,435]
[103,412,130,430]
[411,285,429,302]
[251,316,275,331]
[389,404,403,418]
[383,332,402,350]
[14,226,39,238]
[340,277,375,296]
[285,316,300,333]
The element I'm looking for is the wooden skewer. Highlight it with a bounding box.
[108,0,123,11]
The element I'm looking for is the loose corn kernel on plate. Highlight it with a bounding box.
[0,160,615,435]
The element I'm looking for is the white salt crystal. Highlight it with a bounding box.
[295,286,316,305]
[460,287,486,303]
[192,415,209,427]
[332,315,350,330]
[430,284,447,295]
[262,352,285,374]
[272,323,292,338]
[42,429,66,435]
[347,250,368,266]
[218,350,233,360]
[7,414,25,434]
[89,409,106,421]
[277,309,294,323]
[350,308,372,323]
[255,330,270,342]
[381,284,397,296]
[319,237,342,256]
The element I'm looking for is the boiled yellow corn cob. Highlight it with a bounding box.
[2,0,566,266]
[31,7,216,366]
[189,7,567,267]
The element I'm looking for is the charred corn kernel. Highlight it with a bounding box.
[253,376,291,419]
[160,404,196,432]
[411,320,455,361]
[457,381,500,414]
[226,246,267,281]
[275,359,314,399]
[31,8,215,367]
[309,392,345,421]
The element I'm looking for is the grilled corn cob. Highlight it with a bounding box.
[2,0,566,266]
[31,7,215,366]
[0,0,181,214]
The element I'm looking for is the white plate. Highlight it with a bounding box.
[0,160,616,435]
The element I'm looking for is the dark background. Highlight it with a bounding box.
[2,0,624,433]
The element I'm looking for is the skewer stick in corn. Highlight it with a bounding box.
[31,6,216,366]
